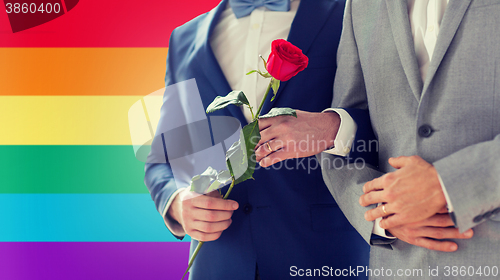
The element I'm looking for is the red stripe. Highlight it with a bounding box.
[0,0,220,47]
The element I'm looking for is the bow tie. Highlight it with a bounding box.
[229,0,290,18]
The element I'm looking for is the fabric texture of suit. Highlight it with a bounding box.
[321,0,500,279]
[145,0,372,279]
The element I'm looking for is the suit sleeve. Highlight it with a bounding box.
[320,0,393,248]
[144,30,186,240]
[433,135,500,232]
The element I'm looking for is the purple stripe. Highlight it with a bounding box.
[0,242,191,280]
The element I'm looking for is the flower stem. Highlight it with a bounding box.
[254,79,273,120]
[223,178,236,200]
[181,241,204,280]
[248,105,255,120]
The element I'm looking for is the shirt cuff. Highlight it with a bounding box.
[437,173,454,212]
[372,203,397,239]
[321,108,357,157]
[162,188,187,237]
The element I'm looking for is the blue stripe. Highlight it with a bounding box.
[0,194,190,242]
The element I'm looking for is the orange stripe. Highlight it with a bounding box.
[0,48,167,96]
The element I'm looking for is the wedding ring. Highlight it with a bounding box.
[266,142,274,152]
[382,204,388,215]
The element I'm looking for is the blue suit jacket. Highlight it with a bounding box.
[145,0,375,279]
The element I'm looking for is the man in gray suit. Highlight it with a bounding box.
[256,0,500,278]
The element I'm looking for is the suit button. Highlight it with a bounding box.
[418,124,433,137]
[243,203,252,214]
[473,215,483,223]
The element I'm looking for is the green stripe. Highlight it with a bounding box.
[0,146,149,193]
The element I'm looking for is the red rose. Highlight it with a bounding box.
[266,39,309,81]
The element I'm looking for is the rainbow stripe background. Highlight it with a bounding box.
[0,1,220,279]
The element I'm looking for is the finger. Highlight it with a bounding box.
[191,195,239,211]
[255,143,268,162]
[192,219,232,234]
[411,237,458,252]
[379,213,421,229]
[388,156,415,169]
[415,227,474,240]
[189,230,224,242]
[380,205,448,229]
[362,177,385,194]
[255,142,275,162]
[257,118,273,131]
[257,127,277,147]
[190,208,234,222]
[359,189,386,207]
[255,140,284,162]
[259,149,293,167]
[363,203,391,221]
[420,213,455,227]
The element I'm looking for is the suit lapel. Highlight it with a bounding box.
[193,0,247,124]
[261,0,340,114]
[385,0,424,102]
[421,0,472,95]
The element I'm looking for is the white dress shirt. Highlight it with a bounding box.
[408,0,449,81]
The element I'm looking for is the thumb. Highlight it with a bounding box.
[206,190,239,210]
[388,156,412,169]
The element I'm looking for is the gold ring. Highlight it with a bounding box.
[382,204,388,215]
[266,142,274,152]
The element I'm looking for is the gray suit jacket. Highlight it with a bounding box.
[321,0,500,278]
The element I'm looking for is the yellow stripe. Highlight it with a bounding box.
[0,48,167,96]
[0,94,164,145]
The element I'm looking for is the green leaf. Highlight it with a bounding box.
[270,79,280,101]
[226,120,261,185]
[246,69,272,79]
[206,91,250,114]
[259,107,297,119]
[246,70,259,75]
[259,54,268,70]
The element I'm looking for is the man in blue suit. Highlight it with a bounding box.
[145,0,373,279]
